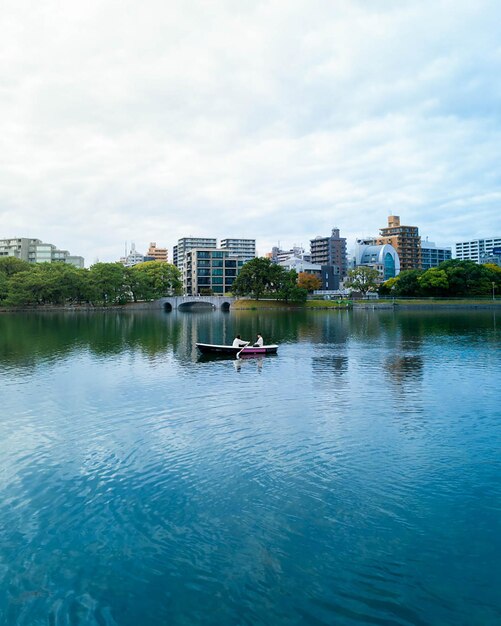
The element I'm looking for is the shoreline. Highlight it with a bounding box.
[1,300,500,313]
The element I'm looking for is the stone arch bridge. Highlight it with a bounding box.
[158,296,237,312]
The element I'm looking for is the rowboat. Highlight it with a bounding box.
[196,342,278,356]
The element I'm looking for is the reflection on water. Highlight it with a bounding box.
[1,309,497,368]
[0,309,499,625]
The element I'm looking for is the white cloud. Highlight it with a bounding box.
[1,0,500,263]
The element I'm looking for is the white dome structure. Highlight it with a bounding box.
[354,241,400,281]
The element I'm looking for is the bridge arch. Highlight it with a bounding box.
[159,296,237,311]
[178,301,216,311]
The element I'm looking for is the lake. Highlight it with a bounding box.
[0,309,499,625]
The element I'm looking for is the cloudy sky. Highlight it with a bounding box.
[1,0,500,264]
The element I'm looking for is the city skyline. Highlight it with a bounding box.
[1,1,500,264]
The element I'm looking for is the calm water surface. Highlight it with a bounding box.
[0,309,499,625]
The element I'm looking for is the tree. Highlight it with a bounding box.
[88,263,130,305]
[0,257,31,277]
[277,270,307,303]
[129,261,182,299]
[345,266,380,297]
[418,268,449,296]
[232,258,277,299]
[5,269,47,306]
[391,269,423,297]
[379,276,399,296]
[298,272,322,292]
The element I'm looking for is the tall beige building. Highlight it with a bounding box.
[147,242,168,262]
[376,216,421,271]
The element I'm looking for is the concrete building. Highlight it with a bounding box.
[421,239,452,270]
[220,238,256,263]
[173,237,217,273]
[479,247,501,267]
[376,215,421,271]
[147,242,168,262]
[120,243,145,267]
[353,240,400,282]
[268,245,310,264]
[183,248,245,295]
[455,236,501,263]
[0,237,84,268]
[310,228,347,277]
[278,257,340,291]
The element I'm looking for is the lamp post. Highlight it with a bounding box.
[493,282,496,301]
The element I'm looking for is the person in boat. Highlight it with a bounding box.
[254,333,264,347]
[232,335,248,348]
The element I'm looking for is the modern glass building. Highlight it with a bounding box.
[421,240,452,270]
[353,241,400,281]
[183,249,245,295]
[0,238,84,267]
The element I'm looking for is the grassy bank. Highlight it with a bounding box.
[357,298,501,308]
[232,298,500,311]
[232,299,352,310]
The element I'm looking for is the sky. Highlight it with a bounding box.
[1,0,501,265]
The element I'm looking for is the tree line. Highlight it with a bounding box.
[379,259,501,297]
[344,260,500,298]
[0,257,182,306]
[232,257,308,302]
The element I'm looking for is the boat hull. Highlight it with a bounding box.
[196,343,278,356]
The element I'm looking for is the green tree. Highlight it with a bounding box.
[277,270,307,303]
[88,263,130,305]
[5,269,46,306]
[346,266,380,297]
[129,261,182,299]
[0,257,31,277]
[391,269,423,296]
[378,276,399,296]
[418,268,449,296]
[437,259,498,296]
[232,258,276,299]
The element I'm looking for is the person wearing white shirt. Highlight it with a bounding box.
[232,335,248,347]
[254,333,264,347]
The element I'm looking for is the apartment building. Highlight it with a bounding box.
[310,228,347,277]
[220,238,256,263]
[376,215,421,271]
[147,242,168,262]
[183,248,245,295]
[173,237,217,273]
[0,237,84,268]
[455,236,501,263]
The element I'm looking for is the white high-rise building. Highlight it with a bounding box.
[173,237,217,273]
[220,238,256,263]
[119,243,144,267]
[455,237,501,263]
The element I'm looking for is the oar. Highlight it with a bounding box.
[236,341,250,359]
